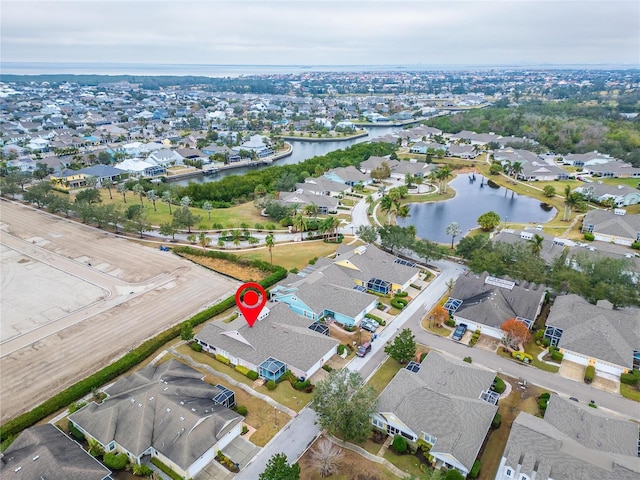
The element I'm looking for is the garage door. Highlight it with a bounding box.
[595,360,623,376]
[563,351,589,366]
[187,448,214,477]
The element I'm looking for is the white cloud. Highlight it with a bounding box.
[1,1,638,67]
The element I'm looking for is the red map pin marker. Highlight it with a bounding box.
[235,282,267,327]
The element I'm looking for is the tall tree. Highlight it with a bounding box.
[202,200,213,220]
[132,183,145,205]
[356,225,378,244]
[308,439,343,478]
[312,369,378,443]
[529,233,544,257]
[173,205,200,233]
[102,178,114,199]
[162,190,173,214]
[259,453,300,480]
[146,189,159,211]
[501,318,532,350]
[477,211,501,231]
[384,328,417,364]
[116,183,128,203]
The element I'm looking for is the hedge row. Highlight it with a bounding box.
[365,313,384,324]
[621,369,640,386]
[150,457,183,480]
[512,351,534,363]
[0,250,287,443]
[390,297,408,309]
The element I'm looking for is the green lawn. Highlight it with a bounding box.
[236,240,341,271]
[523,341,561,373]
[382,449,424,477]
[367,357,403,395]
[620,383,640,402]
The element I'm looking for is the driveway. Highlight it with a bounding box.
[558,360,585,382]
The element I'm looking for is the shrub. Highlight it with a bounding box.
[151,457,184,480]
[583,232,595,241]
[365,313,384,324]
[419,352,428,363]
[538,398,548,411]
[392,435,407,454]
[241,425,249,435]
[294,380,311,391]
[621,369,640,386]
[493,377,506,394]
[344,325,356,332]
[235,365,250,376]
[322,364,333,372]
[103,452,128,470]
[247,370,259,381]
[511,351,533,363]
[469,460,482,479]
[266,380,277,390]
[133,464,153,476]
[631,241,640,250]
[190,342,203,352]
[235,405,248,416]
[68,401,87,414]
[216,354,230,365]
[410,283,422,290]
[491,413,502,429]
[463,357,472,363]
[539,392,551,400]
[550,349,563,362]
[445,318,456,328]
[390,297,408,309]
[584,365,595,383]
[541,337,551,347]
[534,329,544,340]
[337,344,346,355]
[588,401,597,408]
[68,423,85,441]
[394,291,408,298]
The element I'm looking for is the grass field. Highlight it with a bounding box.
[367,357,403,395]
[236,239,342,271]
[87,188,270,227]
[620,383,640,402]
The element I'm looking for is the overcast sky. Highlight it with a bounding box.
[2,1,639,68]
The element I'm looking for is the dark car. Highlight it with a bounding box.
[452,323,467,341]
[357,342,372,357]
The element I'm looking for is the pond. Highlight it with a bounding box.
[397,174,556,244]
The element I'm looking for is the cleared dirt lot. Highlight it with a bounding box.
[0,201,240,423]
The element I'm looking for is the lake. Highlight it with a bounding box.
[397,174,556,244]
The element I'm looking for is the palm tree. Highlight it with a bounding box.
[180,196,192,209]
[103,178,114,199]
[445,222,461,249]
[396,204,410,222]
[511,161,523,183]
[146,189,159,211]
[162,190,173,214]
[437,166,453,193]
[132,183,145,205]
[562,185,572,221]
[265,234,275,265]
[231,229,241,248]
[365,194,374,214]
[529,233,544,257]
[198,232,210,249]
[379,195,395,224]
[293,213,307,240]
[303,203,319,224]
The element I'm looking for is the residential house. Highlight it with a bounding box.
[69,360,242,479]
[270,264,378,327]
[494,148,569,181]
[563,151,617,167]
[449,130,500,146]
[544,294,640,376]
[359,156,399,175]
[445,272,546,339]
[278,191,339,214]
[324,165,371,186]
[375,351,498,477]
[147,148,184,166]
[495,394,640,480]
[392,159,434,179]
[574,182,640,207]
[114,158,166,177]
[233,134,273,158]
[0,424,111,480]
[196,302,338,381]
[446,144,479,159]
[581,209,640,246]
[585,160,640,178]
[50,169,87,189]
[202,144,241,163]
[296,176,350,197]
[76,164,125,186]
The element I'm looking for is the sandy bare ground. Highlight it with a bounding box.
[0,200,240,423]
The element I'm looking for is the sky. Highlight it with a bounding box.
[2,0,639,68]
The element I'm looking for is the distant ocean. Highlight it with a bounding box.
[1,62,630,77]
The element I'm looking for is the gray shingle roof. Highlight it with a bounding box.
[333,245,420,288]
[0,424,111,480]
[583,209,640,240]
[377,352,497,471]
[546,294,640,368]
[450,272,546,328]
[69,360,242,471]
[502,395,640,480]
[296,176,348,194]
[196,302,338,373]
[326,165,369,183]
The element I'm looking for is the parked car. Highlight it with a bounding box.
[452,323,467,341]
[159,246,170,251]
[360,319,378,333]
[357,342,372,357]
